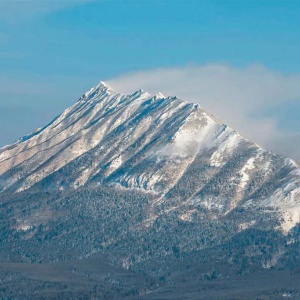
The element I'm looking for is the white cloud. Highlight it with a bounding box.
[107,64,300,162]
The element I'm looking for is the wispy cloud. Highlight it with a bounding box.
[107,64,300,162]
[0,0,92,22]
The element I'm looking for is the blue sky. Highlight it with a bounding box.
[0,0,300,161]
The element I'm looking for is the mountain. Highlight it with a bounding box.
[1,81,299,231]
[1,81,300,299]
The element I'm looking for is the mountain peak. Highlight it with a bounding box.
[81,80,114,101]
[98,80,110,88]
[154,92,165,99]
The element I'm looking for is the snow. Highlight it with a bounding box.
[15,221,32,231]
[158,110,221,158]
[198,197,225,211]
[154,92,165,99]
[281,208,300,232]
[18,225,31,231]
[73,168,91,188]
[239,156,256,190]
[210,130,241,167]
[261,182,300,232]
[0,150,9,162]
[83,81,113,99]
[238,220,256,231]
[109,155,123,172]
[179,209,196,222]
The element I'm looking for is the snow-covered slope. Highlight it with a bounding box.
[0,81,299,231]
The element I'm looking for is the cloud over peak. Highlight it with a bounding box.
[107,64,300,162]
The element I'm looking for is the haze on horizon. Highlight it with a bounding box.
[0,0,299,162]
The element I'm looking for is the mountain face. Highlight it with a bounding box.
[1,82,300,298]
[1,81,299,231]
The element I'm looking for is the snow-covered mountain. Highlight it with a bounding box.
[0,81,299,232]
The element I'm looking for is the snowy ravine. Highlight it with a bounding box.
[0,81,299,232]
